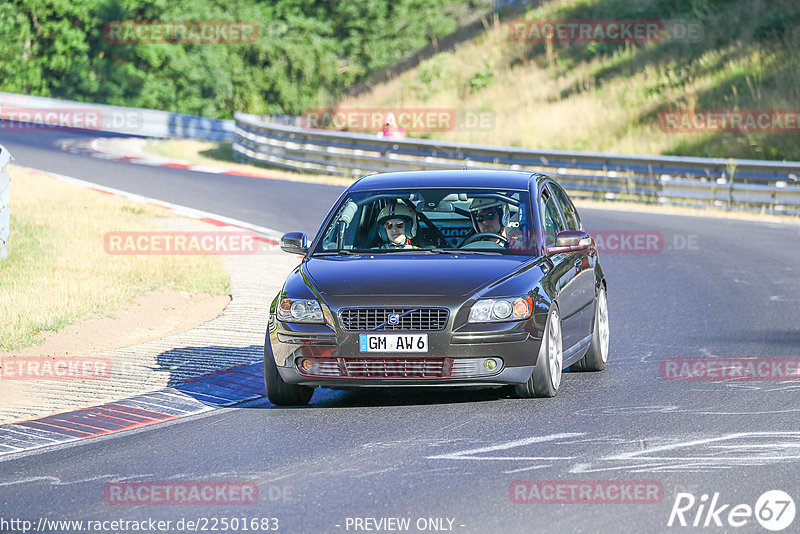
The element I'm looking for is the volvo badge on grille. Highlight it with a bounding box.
[387,314,400,325]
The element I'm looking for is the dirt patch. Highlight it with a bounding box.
[1,290,230,358]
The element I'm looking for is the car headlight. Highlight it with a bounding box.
[468,296,532,323]
[277,298,324,323]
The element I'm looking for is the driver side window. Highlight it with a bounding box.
[541,192,565,245]
[550,184,580,231]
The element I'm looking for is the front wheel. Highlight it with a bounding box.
[515,305,563,398]
[264,340,314,406]
[572,287,609,372]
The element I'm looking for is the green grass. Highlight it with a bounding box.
[0,168,230,352]
[336,0,800,161]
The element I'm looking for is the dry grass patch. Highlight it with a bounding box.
[337,0,800,161]
[0,167,230,352]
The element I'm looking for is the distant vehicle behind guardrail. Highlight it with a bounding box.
[232,112,800,215]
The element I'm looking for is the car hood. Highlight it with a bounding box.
[303,254,530,298]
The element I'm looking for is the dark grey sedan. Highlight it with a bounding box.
[264,170,608,405]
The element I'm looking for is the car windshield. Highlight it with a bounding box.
[312,188,538,256]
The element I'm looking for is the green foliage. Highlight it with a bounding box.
[517,0,800,160]
[0,3,43,94]
[468,61,494,93]
[411,55,448,100]
[754,10,800,42]
[2,0,468,117]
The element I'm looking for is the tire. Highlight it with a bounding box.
[264,340,314,406]
[572,287,609,372]
[515,305,563,398]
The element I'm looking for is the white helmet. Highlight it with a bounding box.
[377,202,418,243]
[469,197,509,232]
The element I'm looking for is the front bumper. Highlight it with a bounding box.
[268,318,542,388]
[278,363,535,388]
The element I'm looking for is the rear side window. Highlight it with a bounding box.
[550,184,581,231]
[540,190,565,245]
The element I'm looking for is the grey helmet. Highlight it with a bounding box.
[377,202,418,243]
[468,197,509,232]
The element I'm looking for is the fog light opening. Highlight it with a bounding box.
[484,359,498,371]
[300,359,313,371]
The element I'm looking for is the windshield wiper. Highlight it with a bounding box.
[365,248,424,253]
[429,248,502,255]
[314,248,503,256]
[312,249,359,256]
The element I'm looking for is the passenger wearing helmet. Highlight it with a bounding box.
[468,197,522,248]
[375,202,418,249]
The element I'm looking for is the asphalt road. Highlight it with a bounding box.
[1,128,800,534]
[0,127,342,235]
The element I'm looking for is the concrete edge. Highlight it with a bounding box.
[0,165,294,457]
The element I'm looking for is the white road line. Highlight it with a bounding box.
[503,464,550,474]
[427,432,583,461]
[606,432,800,461]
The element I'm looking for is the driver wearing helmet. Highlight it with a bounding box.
[468,197,522,249]
[375,202,418,249]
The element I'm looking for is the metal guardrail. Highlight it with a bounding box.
[1,91,797,214]
[0,144,11,260]
[233,112,800,214]
[0,92,234,140]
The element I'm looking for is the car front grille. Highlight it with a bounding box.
[295,357,503,379]
[338,308,449,331]
[344,358,444,378]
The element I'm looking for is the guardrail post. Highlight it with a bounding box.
[0,144,11,260]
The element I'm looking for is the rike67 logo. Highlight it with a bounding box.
[668,490,795,531]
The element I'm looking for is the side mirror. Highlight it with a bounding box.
[547,230,593,255]
[280,232,308,255]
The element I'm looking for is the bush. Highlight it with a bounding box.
[0,0,472,117]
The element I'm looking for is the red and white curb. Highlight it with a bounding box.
[0,165,296,458]
[61,138,278,180]
[15,164,283,246]
[0,362,268,460]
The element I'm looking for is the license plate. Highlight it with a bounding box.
[359,334,428,353]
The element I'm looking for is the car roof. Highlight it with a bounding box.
[348,170,548,192]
